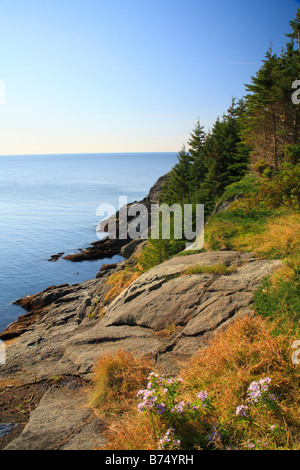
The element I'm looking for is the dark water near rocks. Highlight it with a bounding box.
[0,423,17,437]
[0,152,177,332]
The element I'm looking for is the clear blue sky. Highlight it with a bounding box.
[0,0,298,155]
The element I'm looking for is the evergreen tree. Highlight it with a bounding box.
[187,120,207,202]
[160,146,193,205]
[242,12,300,171]
[285,8,300,52]
[187,119,206,161]
[200,100,249,206]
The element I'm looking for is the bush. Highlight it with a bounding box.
[218,173,261,204]
[251,164,300,210]
[138,238,185,272]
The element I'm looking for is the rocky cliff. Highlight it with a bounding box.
[0,247,281,450]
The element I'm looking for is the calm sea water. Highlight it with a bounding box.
[0,152,177,332]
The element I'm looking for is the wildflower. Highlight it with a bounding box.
[247,389,262,403]
[196,390,210,407]
[248,381,260,392]
[158,428,181,450]
[259,377,271,385]
[269,424,276,432]
[207,423,223,446]
[197,390,209,402]
[246,377,275,405]
[138,402,145,412]
[156,403,166,415]
[171,401,186,413]
[236,404,249,417]
[247,442,255,449]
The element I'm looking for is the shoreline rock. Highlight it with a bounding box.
[0,250,281,449]
[51,172,169,263]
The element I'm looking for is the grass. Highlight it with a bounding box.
[95,316,300,450]
[203,207,276,252]
[104,266,141,304]
[254,262,300,334]
[184,262,237,276]
[89,349,152,413]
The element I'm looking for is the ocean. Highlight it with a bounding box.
[0,152,177,332]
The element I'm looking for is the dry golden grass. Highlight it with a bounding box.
[100,411,161,450]
[237,212,300,259]
[95,316,300,450]
[104,268,141,304]
[89,348,152,414]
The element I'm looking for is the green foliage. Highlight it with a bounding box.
[254,264,300,334]
[242,18,300,170]
[204,207,275,252]
[285,8,300,47]
[184,262,237,276]
[251,164,300,210]
[284,143,300,165]
[139,237,186,272]
[218,173,261,204]
[200,99,250,201]
[161,99,250,219]
[160,147,193,205]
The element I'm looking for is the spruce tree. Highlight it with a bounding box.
[242,12,300,171]
[200,100,249,206]
[187,119,207,203]
[187,119,206,162]
[285,8,300,52]
[160,146,193,205]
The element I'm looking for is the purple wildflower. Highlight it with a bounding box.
[196,390,209,406]
[246,377,276,404]
[236,404,249,417]
[158,428,181,450]
[171,401,186,414]
[156,403,166,415]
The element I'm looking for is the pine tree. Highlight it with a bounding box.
[160,146,193,205]
[186,120,207,202]
[242,48,283,169]
[285,8,300,52]
[242,12,300,171]
[200,100,249,205]
[187,119,206,162]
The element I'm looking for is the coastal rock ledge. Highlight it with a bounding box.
[0,250,281,450]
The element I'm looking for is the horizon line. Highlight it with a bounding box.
[0,151,179,157]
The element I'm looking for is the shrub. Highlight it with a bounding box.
[138,238,185,272]
[249,164,300,210]
[218,173,261,203]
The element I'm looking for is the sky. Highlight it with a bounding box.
[0,0,299,155]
